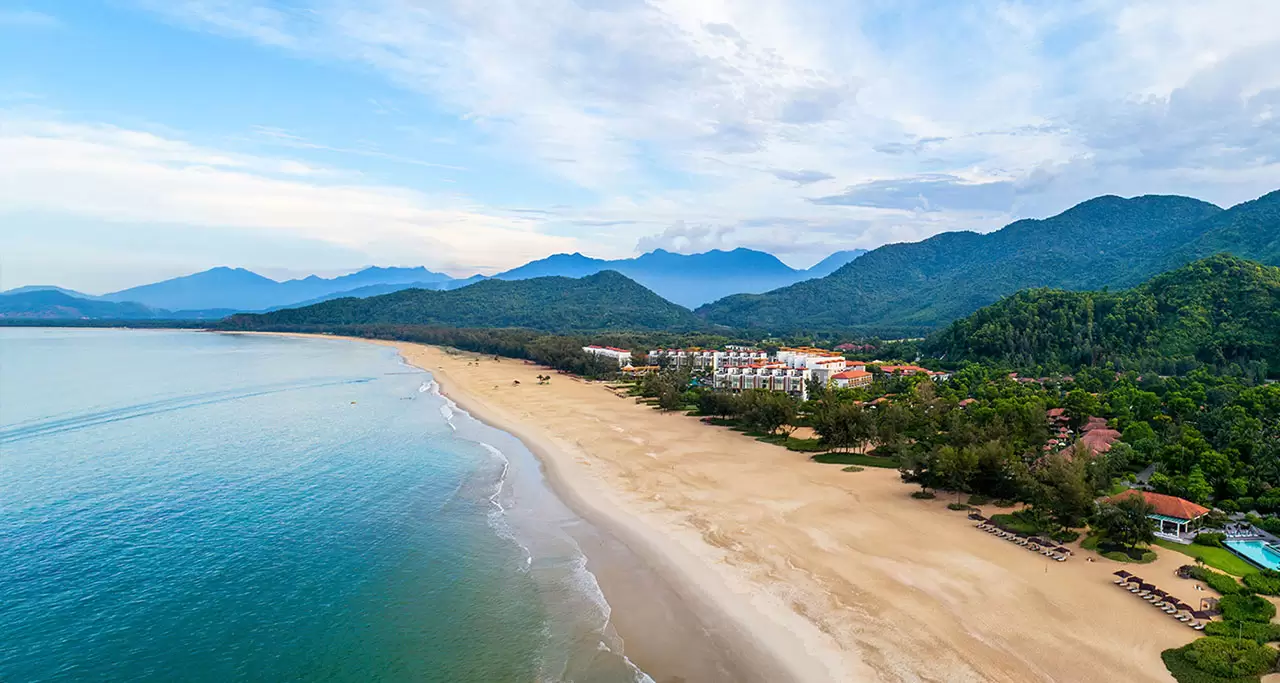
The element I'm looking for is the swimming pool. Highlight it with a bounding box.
[1225,540,1280,570]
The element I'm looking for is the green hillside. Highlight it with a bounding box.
[698,191,1280,332]
[0,290,158,319]
[924,255,1280,373]
[218,270,707,333]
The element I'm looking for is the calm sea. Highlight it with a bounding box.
[0,328,648,683]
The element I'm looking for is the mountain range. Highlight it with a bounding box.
[2,248,867,316]
[0,290,234,321]
[697,189,1280,332]
[218,271,706,333]
[924,254,1280,372]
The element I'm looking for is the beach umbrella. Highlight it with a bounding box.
[1114,570,1132,578]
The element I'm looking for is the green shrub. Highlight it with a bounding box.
[1258,517,1280,536]
[1104,549,1156,563]
[1195,532,1227,548]
[1205,620,1280,644]
[993,499,1016,508]
[1162,645,1265,683]
[1237,497,1256,512]
[966,494,991,506]
[841,465,864,472]
[1218,500,1241,513]
[1180,636,1277,679]
[1191,567,1247,596]
[947,502,969,511]
[1051,529,1081,543]
[1242,569,1280,596]
[1220,595,1276,623]
[911,491,937,500]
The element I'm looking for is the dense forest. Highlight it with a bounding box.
[220,270,710,333]
[698,189,1280,332]
[925,255,1280,377]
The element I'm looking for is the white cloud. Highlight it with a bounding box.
[0,119,578,275]
[26,0,1280,272]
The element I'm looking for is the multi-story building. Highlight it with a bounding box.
[582,345,633,366]
[874,364,951,381]
[713,363,811,399]
[647,348,768,372]
[831,368,874,389]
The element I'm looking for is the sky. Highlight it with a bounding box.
[2,0,1279,293]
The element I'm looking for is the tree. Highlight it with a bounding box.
[1063,389,1102,431]
[899,449,936,494]
[697,391,738,419]
[739,389,797,436]
[1093,495,1156,550]
[935,445,980,503]
[1036,453,1095,529]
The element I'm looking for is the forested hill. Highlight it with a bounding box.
[924,255,1280,374]
[217,270,708,333]
[697,190,1280,332]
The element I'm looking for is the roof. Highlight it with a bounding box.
[833,369,872,380]
[1083,416,1109,432]
[1046,408,1066,418]
[1106,490,1210,521]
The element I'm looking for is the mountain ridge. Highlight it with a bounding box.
[218,270,709,333]
[695,191,1275,332]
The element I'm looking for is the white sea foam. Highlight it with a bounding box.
[426,375,654,683]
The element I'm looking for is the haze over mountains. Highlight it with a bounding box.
[6,189,1279,332]
[221,271,705,333]
[2,248,867,317]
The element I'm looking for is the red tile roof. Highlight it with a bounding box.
[833,369,872,380]
[1105,490,1210,521]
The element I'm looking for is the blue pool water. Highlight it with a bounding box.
[0,328,647,682]
[1225,540,1280,570]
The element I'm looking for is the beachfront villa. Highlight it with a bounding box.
[583,345,633,367]
[1105,490,1210,543]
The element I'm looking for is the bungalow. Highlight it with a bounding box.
[1105,490,1210,542]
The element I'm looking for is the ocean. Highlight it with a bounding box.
[0,328,649,682]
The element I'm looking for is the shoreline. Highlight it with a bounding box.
[229,332,1208,683]
[401,344,824,683]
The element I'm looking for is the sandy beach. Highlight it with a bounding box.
[254,334,1213,682]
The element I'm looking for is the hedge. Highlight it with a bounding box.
[1162,645,1264,683]
[1204,621,1280,644]
[1241,570,1280,596]
[1219,594,1277,624]
[1180,636,1277,679]
[1191,567,1247,596]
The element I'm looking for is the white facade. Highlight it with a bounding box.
[647,348,768,372]
[583,345,633,367]
[713,364,812,399]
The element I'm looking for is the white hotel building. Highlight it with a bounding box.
[582,345,633,367]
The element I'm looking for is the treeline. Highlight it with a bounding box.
[924,255,1280,378]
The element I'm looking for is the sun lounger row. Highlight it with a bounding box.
[974,521,1069,561]
[1112,572,1206,630]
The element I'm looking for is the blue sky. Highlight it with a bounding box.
[2,1,1278,293]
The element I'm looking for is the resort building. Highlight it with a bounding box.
[713,363,811,399]
[1105,490,1210,543]
[831,369,874,389]
[582,345,633,367]
[647,348,767,372]
[873,364,951,381]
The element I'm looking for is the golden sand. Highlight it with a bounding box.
[252,335,1214,682]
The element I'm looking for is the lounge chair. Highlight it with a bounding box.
[1192,623,1205,631]
[1177,614,1192,623]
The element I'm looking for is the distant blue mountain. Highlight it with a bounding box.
[1,285,102,300]
[0,290,231,320]
[489,247,866,308]
[13,248,869,314]
[804,249,869,278]
[100,266,458,311]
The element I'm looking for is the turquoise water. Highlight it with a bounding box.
[1225,540,1280,570]
[0,329,646,682]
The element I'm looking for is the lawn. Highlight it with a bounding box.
[1154,539,1258,577]
[811,452,900,468]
